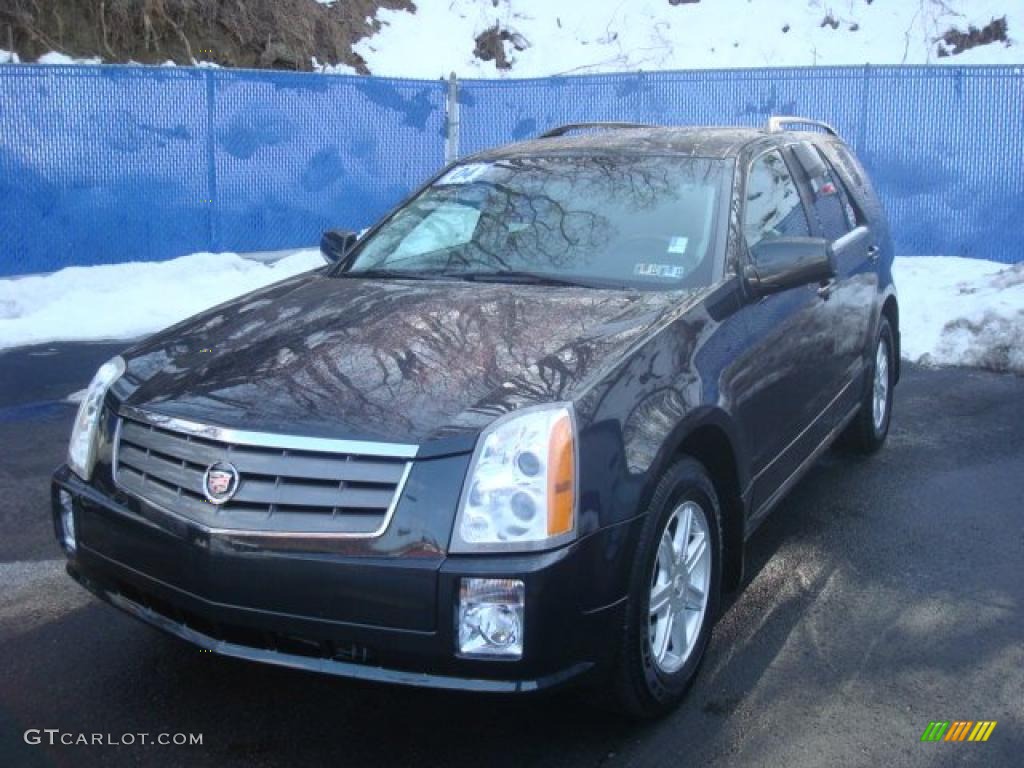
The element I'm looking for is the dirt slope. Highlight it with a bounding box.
[1,0,412,72]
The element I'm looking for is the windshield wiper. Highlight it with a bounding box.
[450,270,593,288]
[344,268,446,281]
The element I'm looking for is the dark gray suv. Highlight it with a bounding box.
[53,117,898,717]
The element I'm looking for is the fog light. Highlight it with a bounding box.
[59,490,76,553]
[458,578,525,659]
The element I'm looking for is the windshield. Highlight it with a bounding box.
[342,155,728,291]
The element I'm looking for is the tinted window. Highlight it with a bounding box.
[808,151,854,241]
[830,166,860,230]
[345,155,728,291]
[743,150,810,253]
[830,143,865,189]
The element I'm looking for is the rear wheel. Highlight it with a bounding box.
[842,316,895,453]
[609,458,722,719]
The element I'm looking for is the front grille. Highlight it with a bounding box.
[113,411,413,536]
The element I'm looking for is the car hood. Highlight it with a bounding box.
[118,272,702,448]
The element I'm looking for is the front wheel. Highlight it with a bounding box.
[609,458,722,719]
[842,315,895,453]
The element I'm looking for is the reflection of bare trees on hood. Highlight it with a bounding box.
[126,276,688,441]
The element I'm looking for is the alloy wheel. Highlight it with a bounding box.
[648,500,712,674]
[873,337,890,432]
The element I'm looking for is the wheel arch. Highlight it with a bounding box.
[642,408,749,593]
[881,293,900,383]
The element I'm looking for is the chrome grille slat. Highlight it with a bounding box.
[120,421,224,466]
[117,444,206,496]
[231,479,396,509]
[120,420,407,484]
[113,412,413,537]
[117,466,216,520]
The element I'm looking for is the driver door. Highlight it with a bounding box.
[731,148,839,515]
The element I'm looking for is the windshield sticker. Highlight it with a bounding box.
[439,163,491,185]
[667,236,689,254]
[635,263,685,279]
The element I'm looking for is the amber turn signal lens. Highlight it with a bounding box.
[546,412,575,536]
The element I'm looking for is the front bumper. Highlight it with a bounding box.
[52,466,637,694]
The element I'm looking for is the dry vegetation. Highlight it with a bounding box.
[1,0,412,72]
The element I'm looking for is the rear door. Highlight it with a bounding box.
[795,141,879,414]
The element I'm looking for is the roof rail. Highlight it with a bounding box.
[538,122,654,139]
[765,116,840,138]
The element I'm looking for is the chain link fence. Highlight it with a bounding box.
[0,64,1021,276]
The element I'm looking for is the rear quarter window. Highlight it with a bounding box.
[823,142,876,203]
[807,147,861,240]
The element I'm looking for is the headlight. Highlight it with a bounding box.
[68,356,125,481]
[450,403,576,553]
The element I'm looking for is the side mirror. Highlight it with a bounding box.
[745,237,835,296]
[320,229,359,266]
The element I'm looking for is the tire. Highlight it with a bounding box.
[842,315,895,454]
[609,458,723,719]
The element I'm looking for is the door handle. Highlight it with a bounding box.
[867,245,880,262]
[817,278,837,299]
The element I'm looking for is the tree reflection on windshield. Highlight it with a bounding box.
[345,154,726,291]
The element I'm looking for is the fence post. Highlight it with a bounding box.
[445,71,460,165]
[856,64,872,154]
[204,69,219,252]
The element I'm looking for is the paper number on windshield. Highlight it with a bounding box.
[667,236,689,254]
[440,163,491,185]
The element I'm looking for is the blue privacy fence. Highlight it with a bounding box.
[0,64,1021,276]
[0,65,447,277]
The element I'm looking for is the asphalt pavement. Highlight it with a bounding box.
[0,342,1021,768]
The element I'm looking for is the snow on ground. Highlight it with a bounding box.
[311,56,358,75]
[9,50,222,68]
[2,251,1021,373]
[35,52,102,66]
[893,257,1024,374]
[0,250,326,351]
[358,0,1020,78]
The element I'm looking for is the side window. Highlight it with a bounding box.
[743,150,810,254]
[824,141,878,215]
[830,143,864,189]
[831,170,860,231]
[807,150,853,242]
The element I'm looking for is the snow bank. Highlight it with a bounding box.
[0,250,325,351]
[358,0,1020,78]
[35,51,102,66]
[311,56,358,75]
[893,257,1024,374]
[2,251,1021,374]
